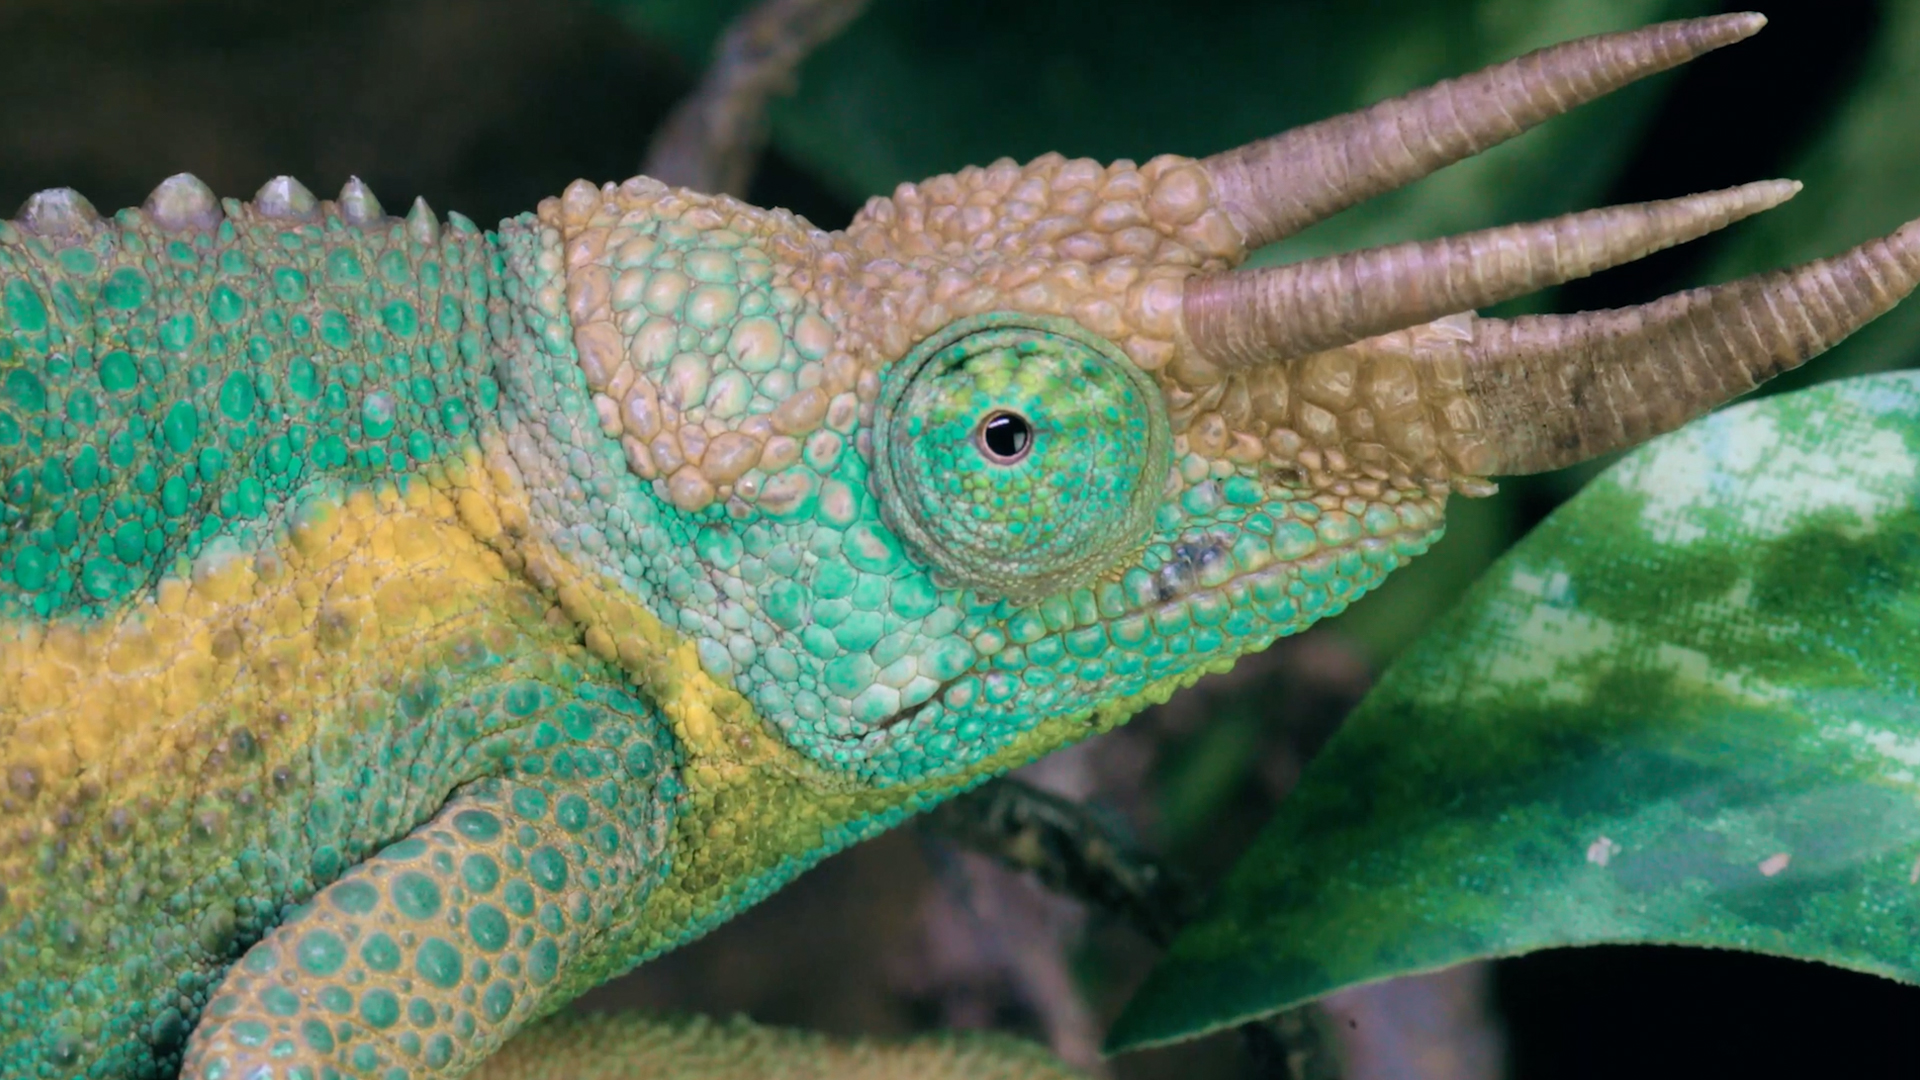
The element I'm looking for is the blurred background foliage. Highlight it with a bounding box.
[2,0,1917,1075]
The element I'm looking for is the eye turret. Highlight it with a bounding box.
[873,313,1171,603]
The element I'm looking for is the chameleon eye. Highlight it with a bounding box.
[874,312,1171,602]
[975,411,1033,464]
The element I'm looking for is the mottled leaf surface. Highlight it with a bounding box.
[1111,373,1920,1051]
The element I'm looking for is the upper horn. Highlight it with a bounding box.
[1204,13,1766,250]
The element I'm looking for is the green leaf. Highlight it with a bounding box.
[1110,372,1920,1052]
[603,0,1712,242]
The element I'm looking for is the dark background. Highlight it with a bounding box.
[5,0,1917,1076]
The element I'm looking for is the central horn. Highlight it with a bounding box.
[1184,181,1800,367]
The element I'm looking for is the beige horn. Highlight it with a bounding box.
[1184,180,1800,367]
[1205,13,1766,249]
[1465,216,1920,474]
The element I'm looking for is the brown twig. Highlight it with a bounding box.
[925,774,1339,1080]
[642,0,872,196]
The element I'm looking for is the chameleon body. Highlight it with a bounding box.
[0,162,1443,1080]
[5,13,1918,1080]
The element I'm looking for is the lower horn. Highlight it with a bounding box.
[1464,217,1920,474]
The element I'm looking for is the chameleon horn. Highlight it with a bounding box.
[1467,217,1920,474]
[1183,180,1799,367]
[1204,13,1765,249]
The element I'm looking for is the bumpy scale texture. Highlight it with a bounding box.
[470,1013,1086,1080]
[0,153,1456,1080]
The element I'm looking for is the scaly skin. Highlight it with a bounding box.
[0,161,1444,1080]
[2,17,1913,1078]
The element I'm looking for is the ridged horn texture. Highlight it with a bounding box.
[1469,218,1920,474]
[1185,180,1800,367]
[1205,13,1765,249]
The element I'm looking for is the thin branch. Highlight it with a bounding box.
[926,776,1341,1080]
[642,0,872,196]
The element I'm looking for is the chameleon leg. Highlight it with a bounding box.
[179,767,667,1080]
[469,1012,1088,1080]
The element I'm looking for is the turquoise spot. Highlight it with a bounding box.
[528,938,559,984]
[379,250,412,283]
[814,560,856,600]
[81,558,123,600]
[833,612,885,652]
[554,795,591,833]
[296,930,346,975]
[361,932,402,971]
[159,314,197,352]
[332,879,380,915]
[12,547,48,591]
[288,357,319,399]
[209,285,247,325]
[384,837,429,861]
[415,937,464,988]
[274,268,310,303]
[98,350,139,393]
[462,852,501,893]
[3,279,47,332]
[510,788,547,821]
[765,581,806,629]
[466,904,509,952]
[527,847,568,892]
[101,267,150,310]
[162,401,199,453]
[318,985,353,1014]
[823,653,874,697]
[410,997,437,1027]
[481,982,515,1023]
[439,396,471,437]
[231,1020,270,1048]
[262,986,301,1018]
[359,988,400,1029]
[361,392,396,439]
[625,740,656,777]
[161,475,190,517]
[301,1019,334,1055]
[327,248,366,285]
[890,576,939,619]
[426,1035,455,1069]
[4,368,46,412]
[218,373,256,421]
[843,522,903,574]
[505,683,545,718]
[391,871,442,919]
[320,310,352,350]
[381,302,419,337]
[502,880,535,917]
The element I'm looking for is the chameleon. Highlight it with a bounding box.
[1,11,1917,1080]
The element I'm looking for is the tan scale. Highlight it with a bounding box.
[547,11,1920,525]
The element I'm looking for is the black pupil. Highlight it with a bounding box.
[981,411,1032,461]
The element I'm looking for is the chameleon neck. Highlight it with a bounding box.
[0,206,502,621]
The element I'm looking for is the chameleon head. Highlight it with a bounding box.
[533,12,1920,786]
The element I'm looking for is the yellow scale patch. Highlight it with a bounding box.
[0,449,556,905]
[0,434,1222,963]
